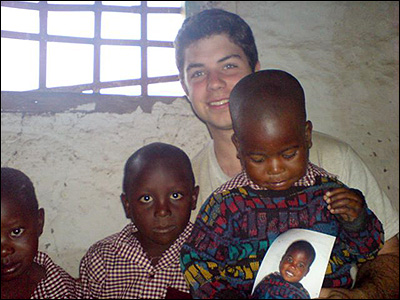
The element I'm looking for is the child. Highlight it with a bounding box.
[1,167,77,299]
[253,240,316,299]
[180,70,384,298]
[78,142,199,299]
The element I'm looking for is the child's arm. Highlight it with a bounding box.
[324,186,384,262]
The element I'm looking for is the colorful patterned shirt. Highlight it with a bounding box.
[78,222,193,299]
[31,251,77,299]
[252,272,311,299]
[180,164,384,299]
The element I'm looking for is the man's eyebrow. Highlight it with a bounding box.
[217,54,242,63]
[185,54,243,73]
[186,63,204,73]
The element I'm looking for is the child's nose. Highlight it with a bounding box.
[1,239,15,258]
[266,158,285,175]
[154,199,172,217]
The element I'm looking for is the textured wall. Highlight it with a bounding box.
[1,1,398,277]
[1,100,210,277]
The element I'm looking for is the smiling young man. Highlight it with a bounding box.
[175,8,399,299]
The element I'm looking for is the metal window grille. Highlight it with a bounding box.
[1,1,184,113]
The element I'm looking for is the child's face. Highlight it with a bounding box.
[233,114,312,190]
[122,158,198,252]
[1,197,44,282]
[279,248,312,283]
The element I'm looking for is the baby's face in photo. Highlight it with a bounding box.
[279,248,311,283]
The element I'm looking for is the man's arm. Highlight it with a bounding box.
[319,236,399,299]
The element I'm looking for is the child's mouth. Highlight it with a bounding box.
[153,225,176,234]
[1,262,21,276]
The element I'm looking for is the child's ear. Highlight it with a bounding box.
[120,193,131,219]
[305,120,313,149]
[231,133,241,160]
[231,133,240,154]
[37,208,45,237]
[191,186,200,211]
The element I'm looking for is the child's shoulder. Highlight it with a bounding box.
[84,223,136,257]
[34,251,74,279]
[32,251,77,299]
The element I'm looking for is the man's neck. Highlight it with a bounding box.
[209,127,242,178]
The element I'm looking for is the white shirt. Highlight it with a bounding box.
[190,131,399,240]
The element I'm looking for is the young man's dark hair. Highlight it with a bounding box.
[174,8,259,75]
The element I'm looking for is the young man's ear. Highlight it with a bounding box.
[180,77,189,97]
[37,208,45,237]
[305,120,313,149]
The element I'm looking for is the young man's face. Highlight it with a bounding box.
[122,158,198,252]
[1,197,44,282]
[180,34,259,132]
[233,115,312,191]
[279,248,312,283]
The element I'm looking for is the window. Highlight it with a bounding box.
[1,1,185,113]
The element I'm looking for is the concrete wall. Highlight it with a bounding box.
[1,1,398,277]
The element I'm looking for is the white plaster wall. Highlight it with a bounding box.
[1,100,210,277]
[1,1,398,277]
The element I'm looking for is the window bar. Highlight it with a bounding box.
[39,1,48,90]
[141,1,148,97]
[93,1,102,94]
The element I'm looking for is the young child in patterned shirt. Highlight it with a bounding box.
[180,70,384,299]
[78,143,199,299]
[1,167,77,299]
[253,240,316,299]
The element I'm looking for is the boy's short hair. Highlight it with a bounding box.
[122,143,195,195]
[1,167,38,212]
[174,8,259,75]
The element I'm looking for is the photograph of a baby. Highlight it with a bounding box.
[252,229,336,299]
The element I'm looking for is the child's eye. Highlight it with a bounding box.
[10,228,25,237]
[250,155,265,163]
[139,195,153,203]
[282,151,297,159]
[170,192,183,200]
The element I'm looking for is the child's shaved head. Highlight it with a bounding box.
[1,167,38,213]
[230,69,306,138]
[123,142,195,195]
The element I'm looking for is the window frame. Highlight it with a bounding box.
[1,1,184,114]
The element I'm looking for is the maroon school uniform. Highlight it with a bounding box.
[78,222,193,299]
[30,251,77,299]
